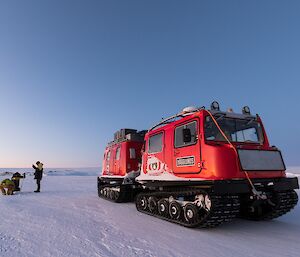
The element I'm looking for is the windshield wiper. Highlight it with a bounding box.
[215,114,225,121]
[246,118,256,125]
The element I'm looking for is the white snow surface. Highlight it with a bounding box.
[0,167,299,257]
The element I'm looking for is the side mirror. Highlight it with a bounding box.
[183,128,192,143]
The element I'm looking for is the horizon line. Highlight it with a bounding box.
[0,166,101,169]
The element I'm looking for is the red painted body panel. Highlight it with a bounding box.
[141,110,286,181]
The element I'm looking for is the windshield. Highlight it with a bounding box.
[204,115,264,144]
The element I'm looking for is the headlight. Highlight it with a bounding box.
[210,101,220,111]
[242,106,251,115]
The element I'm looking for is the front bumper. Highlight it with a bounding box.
[214,177,299,194]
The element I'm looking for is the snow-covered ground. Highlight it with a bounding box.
[0,168,299,257]
[0,167,100,177]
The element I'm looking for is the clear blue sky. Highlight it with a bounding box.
[0,1,299,168]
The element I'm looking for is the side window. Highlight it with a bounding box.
[175,121,197,148]
[115,147,121,160]
[148,133,163,153]
[129,148,136,159]
[106,151,111,161]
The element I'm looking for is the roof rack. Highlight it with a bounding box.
[149,106,205,132]
[108,129,146,146]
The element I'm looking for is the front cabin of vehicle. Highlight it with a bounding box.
[140,104,287,182]
[201,107,286,180]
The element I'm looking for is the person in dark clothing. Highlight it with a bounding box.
[32,161,43,193]
[11,172,26,191]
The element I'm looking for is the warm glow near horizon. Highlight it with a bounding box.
[0,159,100,169]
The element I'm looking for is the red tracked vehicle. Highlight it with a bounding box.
[98,102,299,228]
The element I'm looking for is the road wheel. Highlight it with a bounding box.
[184,203,199,224]
[169,201,182,220]
[148,197,158,214]
[158,199,169,217]
[136,194,148,211]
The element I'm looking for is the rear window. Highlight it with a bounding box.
[148,133,163,153]
[115,147,121,160]
[129,148,136,159]
[106,151,111,161]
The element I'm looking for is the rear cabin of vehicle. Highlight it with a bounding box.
[98,129,146,202]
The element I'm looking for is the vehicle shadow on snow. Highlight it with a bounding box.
[198,217,300,234]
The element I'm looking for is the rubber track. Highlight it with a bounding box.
[262,190,298,220]
[136,189,240,228]
[98,186,128,203]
